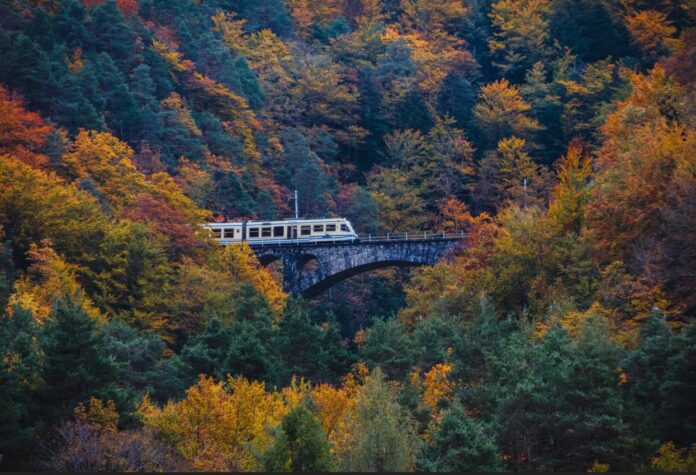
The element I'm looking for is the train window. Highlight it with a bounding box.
[301,225,311,236]
[262,227,272,237]
[210,228,222,238]
[224,229,235,238]
[249,228,259,238]
[273,226,284,237]
[326,224,336,232]
[340,224,348,232]
[313,224,324,233]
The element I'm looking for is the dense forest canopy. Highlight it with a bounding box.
[1,0,695,471]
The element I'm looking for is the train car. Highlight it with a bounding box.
[202,218,358,245]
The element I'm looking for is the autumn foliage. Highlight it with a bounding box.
[1,0,696,472]
[0,87,52,168]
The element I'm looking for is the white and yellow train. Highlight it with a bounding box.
[202,218,358,245]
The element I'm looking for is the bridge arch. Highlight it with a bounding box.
[299,258,425,298]
[252,237,463,298]
[296,253,318,276]
[258,254,281,267]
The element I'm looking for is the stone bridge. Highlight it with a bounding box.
[252,236,465,298]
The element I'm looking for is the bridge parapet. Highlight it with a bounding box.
[253,234,465,298]
[248,230,466,249]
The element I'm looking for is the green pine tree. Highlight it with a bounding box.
[181,316,233,378]
[359,318,415,381]
[420,403,503,472]
[272,301,324,384]
[0,306,42,468]
[263,404,334,472]
[40,295,118,424]
[224,320,273,381]
[660,322,696,445]
[623,311,677,440]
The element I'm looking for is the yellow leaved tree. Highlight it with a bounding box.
[420,362,455,412]
[60,130,146,210]
[139,375,291,471]
[310,368,366,457]
[7,241,103,323]
[214,243,287,316]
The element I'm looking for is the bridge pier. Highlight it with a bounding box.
[281,254,299,290]
[252,237,464,298]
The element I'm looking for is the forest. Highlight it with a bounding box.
[0,0,695,471]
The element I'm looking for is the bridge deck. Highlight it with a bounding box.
[247,232,466,249]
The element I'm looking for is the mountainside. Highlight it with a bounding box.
[1,0,695,472]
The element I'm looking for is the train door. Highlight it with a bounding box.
[242,222,247,242]
[287,225,297,240]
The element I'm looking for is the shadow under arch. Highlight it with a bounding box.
[257,253,284,284]
[299,259,425,299]
[258,254,280,267]
[297,253,319,277]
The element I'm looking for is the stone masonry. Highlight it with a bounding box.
[252,237,463,298]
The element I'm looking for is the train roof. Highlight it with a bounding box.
[248,218,348,224]
[202,217,350,227]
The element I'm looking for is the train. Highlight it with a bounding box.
[201,218,359,245]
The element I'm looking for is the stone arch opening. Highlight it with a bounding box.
[300,258,426,298]
[297,253,319,278]
[257,254,284,283]
[258,254,280,267]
